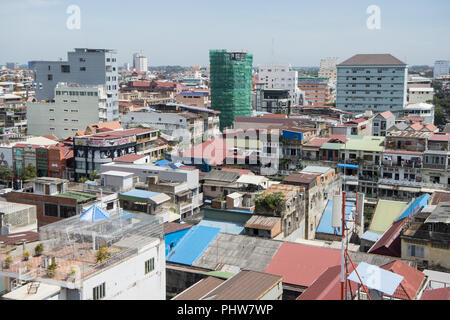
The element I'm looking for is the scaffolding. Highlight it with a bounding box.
[209,50,253,130]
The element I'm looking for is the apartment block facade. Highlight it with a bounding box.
[29,48,119,121]
[336,54,408,115]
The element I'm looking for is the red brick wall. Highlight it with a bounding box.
[6,192,78,226]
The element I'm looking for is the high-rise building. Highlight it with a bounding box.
[133,52,148,73]
[29,48,119,121]
[434,60,450,79]
[27,83,108,139]
[336,54,407,115]
[257,64,302,106]
[209,50,253,130]
[319,57,338,80]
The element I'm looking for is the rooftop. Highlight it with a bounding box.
[338,54,406,66]
[201,270,282,300]
[114,154,148,163]
[369,200,408,234]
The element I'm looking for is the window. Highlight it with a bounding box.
[80,58,86,62]
[49,108,55,112]
[93,283,106,300]
[48,74,53,81]
[44,203,58,217]
[407,245,424,258]
[60,206,76,218]
[80,67,86,71]
[145,258,155,274]
[61,65,70,73]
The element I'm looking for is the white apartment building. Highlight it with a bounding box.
[0,211,166,300]
[402,103,435,125]
[27,83,107,139]
[133,53,148,73]
[319,57,339,80]
[257,65,302,106]
[121,107,220,149]
[434,60,450,79]
[407,87,434,104]
[29,48,119,121]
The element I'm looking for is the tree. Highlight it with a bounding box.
[20,164,37,180]
[0,166,14,183]
[89,170,100,181]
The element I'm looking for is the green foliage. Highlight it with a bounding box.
[96,246,110,263]
[79,177,88,183]
[23,251,31,259]
[34,243,44,256]
[5,256,13,265]
[89,170,100,181]
[255,192,285,214]
[431,81,450,127]
[20,164,37,180]
[0,165,14,182]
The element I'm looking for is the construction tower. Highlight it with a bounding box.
[209,50,253,131]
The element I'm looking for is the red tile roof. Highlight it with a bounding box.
[297,265,357,300]
[114,154,147,163]
[409,123,423,131]
[43,134,59,141]
[368,218,407,257]
[265,242,341,287]
[378,111,395,119]
[424,123,438,132]
[180,138,235,166]
[421,287,450,300]
[303,137,330,148]
[429,133,450,142]
[383,149,423,156]
[380,260,426,300]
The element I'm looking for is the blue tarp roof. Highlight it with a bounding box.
[166,225,220,266]
[79,205,110,222]
[396,194,430,221]
[120,189,159,199]
[338,163,359,169]
[165,228,191,256]
[316,199,355,236]
[154,159,170,166]
[198,219,244,235]
[347,262,404,296]
[361,230,383,243]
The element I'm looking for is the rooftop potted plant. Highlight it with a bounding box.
[46,263,58,278]
[23,251,31,261]
[4,256,13,269]
[95,246,110,264]
[67,266,78,281]
[34,243,44,257]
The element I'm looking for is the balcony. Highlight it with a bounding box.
[423,163,448,170]
[382,160,422,168]
[378,178,422,188]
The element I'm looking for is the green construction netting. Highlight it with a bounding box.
[209,50,253,130]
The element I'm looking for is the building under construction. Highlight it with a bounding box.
[209,50,253,130]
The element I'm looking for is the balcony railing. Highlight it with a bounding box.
[423,163,448,170]
[378,178,422,188]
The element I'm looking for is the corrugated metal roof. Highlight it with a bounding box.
[204,170,240,182]
[244,215,281,231]
[316,200,355,236]
[369,200,408,234]
[264,242,341,287]
[173,276,225,300]
[297,265,357,300]
[167,225,220,266]
[201,270,282,300]
[381,260,426,300]
[198,219,244,235]
[192,233,282,272]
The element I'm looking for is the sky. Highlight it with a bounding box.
[0,0,449,67]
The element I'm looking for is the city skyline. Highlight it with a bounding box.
[1,0,449,67]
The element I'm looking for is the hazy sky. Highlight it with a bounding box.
[1,0,449,67]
